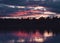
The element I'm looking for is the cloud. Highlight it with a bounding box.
[0,4,19,16]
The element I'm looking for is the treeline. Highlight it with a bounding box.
[0,17,60,34]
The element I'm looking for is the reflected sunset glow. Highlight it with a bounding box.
[11,30,55,42]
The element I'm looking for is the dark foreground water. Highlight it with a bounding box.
[0,32,44,43]
[0,31,58,43]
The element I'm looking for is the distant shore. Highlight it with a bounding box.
[0,17,60,34]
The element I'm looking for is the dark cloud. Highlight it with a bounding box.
[0,4,19,16]
[0,0,26,6]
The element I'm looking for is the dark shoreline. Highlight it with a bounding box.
[0,17,60,34]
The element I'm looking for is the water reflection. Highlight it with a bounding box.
[0,30,55,43]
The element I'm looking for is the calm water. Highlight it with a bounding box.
[0,32,42,43]
[0,31,55,43]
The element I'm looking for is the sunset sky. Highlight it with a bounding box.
[0,0,60,17]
